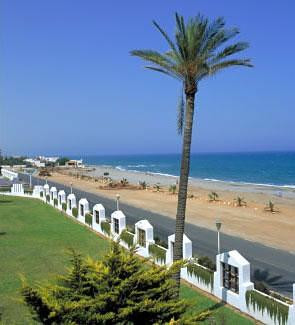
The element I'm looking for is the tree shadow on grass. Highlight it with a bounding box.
[0,232,6,236]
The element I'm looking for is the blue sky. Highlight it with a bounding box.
[1,0,295,156]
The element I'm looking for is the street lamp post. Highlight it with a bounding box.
[116,194,120,211]
[216,219,222,255]
[29,174,32,189]
[70,182,73,194]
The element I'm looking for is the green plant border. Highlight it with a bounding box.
[148,244,166,264]
[85,213,93,226]
[246,290,289,325]
[62,202,67,211]
[72,207,78,218]
[187,263,214,290]
[101,221,111,236]
[120,230,134,248]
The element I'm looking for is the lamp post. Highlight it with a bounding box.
[45,176,48,185]
[216,219,222,255]
[70,182,73,194]
[116,194,120,211]
[29,174,32,189]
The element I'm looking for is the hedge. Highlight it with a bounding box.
[53,198,58,207]
[46,194,50,203]
[246,290,289,325]
[148,244,166,264]
[62,202,67,211]
[40,191,44,198]
[101,221,111,236]
[120,230,134,248]
[85,213,93,226]
[72,207,78,218]
[187,262,214,290]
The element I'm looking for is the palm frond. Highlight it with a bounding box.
[210,42,250,64]
[152,20,182,62]
[209,59,253,76]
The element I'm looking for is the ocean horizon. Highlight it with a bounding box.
[71,151,295,189]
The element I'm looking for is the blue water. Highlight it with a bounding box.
[73,152,295,188]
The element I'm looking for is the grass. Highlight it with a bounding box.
[0,196,254,324]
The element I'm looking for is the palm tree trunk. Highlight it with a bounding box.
[173,88,196,295]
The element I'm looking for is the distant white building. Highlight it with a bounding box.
[66,159,84,168]
[24,158,46,168]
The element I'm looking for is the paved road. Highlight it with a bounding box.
[20,173,295,298]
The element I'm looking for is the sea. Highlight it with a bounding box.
[72,152,295,189]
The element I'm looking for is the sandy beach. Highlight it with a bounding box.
[46,165,295,253]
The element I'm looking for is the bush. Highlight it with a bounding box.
[197,256,216,271]
[24,189,33,194]
[46,194,50,203]
[154,236,168,249]
[101,221,111,236]
[62,202,67,211]
[148,244,166,264]
[40,191,44,198]
[72,207,78,218]
[120,230,134,248]
[139,181,147,189]
[85,213,92,226]
[53,198,58,207]
[21,242,206,324]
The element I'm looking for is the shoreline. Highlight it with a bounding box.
[86,164,295,199]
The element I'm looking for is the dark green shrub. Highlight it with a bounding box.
[62,202,67,211]
[53,198,58,207]
[197,256,216,271]
[46,194,50,203]
[24,189,33,194]
[40,191,44,198]
[101,221,111,236]
[85,213,92,226]
[120,230,134,248]
[72,207,78,218]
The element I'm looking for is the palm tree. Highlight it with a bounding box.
[234,196,246,207]
[264,201,277,213]
[131,13,252,293]
[169,184,177,194]
[208,191,219,202]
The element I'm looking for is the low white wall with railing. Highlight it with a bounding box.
[1,168,18,180]
[1,184,295,325]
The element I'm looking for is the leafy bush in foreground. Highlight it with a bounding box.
[22,243,209,324]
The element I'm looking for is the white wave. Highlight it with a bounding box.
[203,178,295,189]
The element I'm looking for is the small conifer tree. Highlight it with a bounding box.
[22,242,209,324]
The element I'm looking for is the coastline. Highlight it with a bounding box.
[46,165,295,253]
[87,164,295,199]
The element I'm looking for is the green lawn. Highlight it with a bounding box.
[0,196,254,324]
